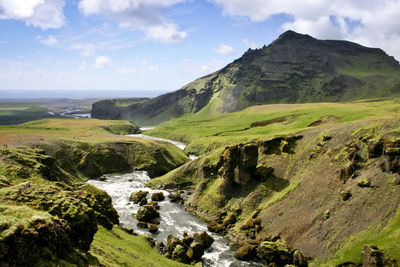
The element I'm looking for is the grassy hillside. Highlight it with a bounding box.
[0,103,49,125]
[146,99,400,265]
[91,31,400,126]
[0,118,190,266]
[146,99,400,154]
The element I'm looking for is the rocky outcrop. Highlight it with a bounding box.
[0,182,119,251]
[207,211,237,234]
[163,232,214,264]
[0,205,91,267]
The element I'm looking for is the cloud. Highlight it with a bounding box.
[213,44,235,55]
[36,35,58,46]
[70,43,96,57]
[78,0,187,43]
[141,61,159,71]
[210,0,400,59]
[243,38,258,49]
[94,56,111,69]
[78,60,86,71]
[0,0,65,29]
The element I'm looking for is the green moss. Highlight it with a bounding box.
[187,178,226,215]
[259,182,300,210]
[90,226,189,267]
[0,204,54,239]
[324,204,400,265]
[147,99,400,154]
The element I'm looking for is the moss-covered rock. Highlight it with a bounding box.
[234,243,257,260]
[168,191,183,203]
[79,184,119,229]
[151,192,165,201]
[130,190,148,204]
[136,205,160,222]
[257,240,293,266]
[0,205,88,267]
[186,242,204,262]
[0,183,99,251]
[193,231,214,251]
[166,235,187,254]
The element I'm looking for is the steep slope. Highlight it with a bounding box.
[92,30,400,126]
[146,109,400,265]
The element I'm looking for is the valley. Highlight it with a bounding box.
[1,31,400,267]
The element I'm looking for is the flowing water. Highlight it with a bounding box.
[87,134,262,266]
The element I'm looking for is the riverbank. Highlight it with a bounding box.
[0,118,191,266]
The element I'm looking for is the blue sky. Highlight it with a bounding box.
[0,0,399,93]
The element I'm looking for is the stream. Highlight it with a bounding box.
[87,134,263,267]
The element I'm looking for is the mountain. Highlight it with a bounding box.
[92,30,400,126]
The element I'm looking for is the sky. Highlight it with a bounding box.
[0,0,399,94]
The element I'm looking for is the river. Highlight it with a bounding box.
[87,134,263,267]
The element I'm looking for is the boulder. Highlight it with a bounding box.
[130,190,148,204]
[156,242,165,254]
[239,219,254,230]
[172,244,189,263]
[193,231,214,250]
[358,178,371,187]
[362,245,382,267]
[139,197,148,206]
[234,243,257,261]
[256,240,293,266]
[137,221,148,229]
[340,190,352,201]
[182,235,194,246]
[207,212,236,234]
[168,191,183,203]
[187,242,205,262]
[148,224,158,233]
[151,192,165,201]
[136,205,160,222]
[166,235,187,254]
[207,221,225,233]
[293,250,308,267]
[147,201,160,209]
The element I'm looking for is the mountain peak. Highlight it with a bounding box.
[273,30,314,44]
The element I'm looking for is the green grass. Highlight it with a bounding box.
[323,204,400,265]
[146,99,400,154]
[90,226,189,267]
[0,118,160,145]
[0,103,48,125]
[0,204,54,239]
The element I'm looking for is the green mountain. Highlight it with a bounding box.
[92,30,400,125]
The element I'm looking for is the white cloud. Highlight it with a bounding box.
[78,0,187,43]
[213,44,235,55]
[36,35,58,46]
[78,60,86,71]
[70,43,96,57]
[94,56,111,69]
[141,61,159,71]
[145,23,187,43]
[243,38,258,49]
[0,0,65,29]
[210,0,400,59]
[181,59,223,77]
